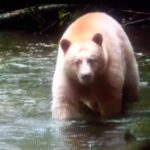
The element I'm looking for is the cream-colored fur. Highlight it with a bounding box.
[51,12,139,121]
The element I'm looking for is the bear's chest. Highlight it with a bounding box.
[79,83,103,104]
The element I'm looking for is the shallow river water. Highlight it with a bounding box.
[0,31,149,150]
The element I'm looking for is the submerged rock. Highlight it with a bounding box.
[124,117,150,150]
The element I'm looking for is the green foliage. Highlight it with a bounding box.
[58,9,70,26]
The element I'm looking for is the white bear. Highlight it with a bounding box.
[51,12,139,121]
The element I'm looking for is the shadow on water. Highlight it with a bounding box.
[0,29,149,150]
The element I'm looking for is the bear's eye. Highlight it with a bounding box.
[75,59,81,65]
[87,58,96,64]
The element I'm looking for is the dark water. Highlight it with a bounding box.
[0,31,149,150]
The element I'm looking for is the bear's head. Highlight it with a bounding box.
[60,33,108,85]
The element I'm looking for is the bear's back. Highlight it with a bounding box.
[62,12,123,43]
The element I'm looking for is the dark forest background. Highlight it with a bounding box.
[0,0,149,33]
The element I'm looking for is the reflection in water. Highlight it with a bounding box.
[0,32,149,150]
[50,121,125,150]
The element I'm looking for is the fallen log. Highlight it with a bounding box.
[0,4,72,20]
[0,4,75,32]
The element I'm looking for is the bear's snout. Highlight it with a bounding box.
[80,73,93,84]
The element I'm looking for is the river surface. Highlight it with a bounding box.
[0,31,149,150]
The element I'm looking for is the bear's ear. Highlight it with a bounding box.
[92,33,103,46]
[60,39,71,53]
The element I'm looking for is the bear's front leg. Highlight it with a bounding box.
[98,98,122,118]
[52,75,84,120]
[97,88,123,118]
[51,94,98,121]
[51,96,83,120]
[90,81,123,118]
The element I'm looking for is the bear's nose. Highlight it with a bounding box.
[81,74,92,82]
